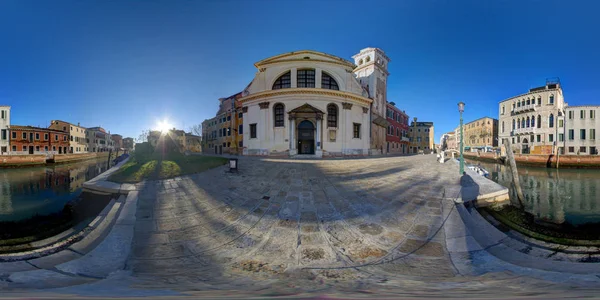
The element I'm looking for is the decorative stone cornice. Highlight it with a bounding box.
[259,102,270,109]
[242,106,248,113]
[342,102,353,110]
[288,112,296,120]
[316,113,323,120]
[239,88,373,106]
[363,107,369,114]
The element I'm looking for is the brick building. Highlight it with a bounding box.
[48,120,88,153]
[385,101,410,154]
[9,125,70,154]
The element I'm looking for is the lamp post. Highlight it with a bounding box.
[458,102,465,175]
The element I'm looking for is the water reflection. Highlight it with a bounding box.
[467,159,600,226]
[0,159,111,222]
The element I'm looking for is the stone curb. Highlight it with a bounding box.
[454,203,600,274]
[82,157,137,195]
[0,197,120,262]
[2,191,139,285]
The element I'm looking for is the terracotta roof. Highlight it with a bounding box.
[11,125,68,133]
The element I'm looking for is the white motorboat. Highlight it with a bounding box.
[455,158,490,178]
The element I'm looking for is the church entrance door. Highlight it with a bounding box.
[298,120,315,155]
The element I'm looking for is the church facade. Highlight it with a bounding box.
[240,48,391,157]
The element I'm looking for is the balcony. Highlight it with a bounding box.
[512,127,536,135]
[511,104,537,115]
[401,136,410,142]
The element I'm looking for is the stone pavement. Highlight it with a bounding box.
[2,154,600,298]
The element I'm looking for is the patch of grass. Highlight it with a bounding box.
[108,153,228,183]
[482,206,600,246]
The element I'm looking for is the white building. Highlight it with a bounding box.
[240,49,389,157]
[0,106,9,154]
[498,79,566,155]
[564,105,600,155]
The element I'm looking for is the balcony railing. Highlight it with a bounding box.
[512,127,537,135]
[511,104,537,115]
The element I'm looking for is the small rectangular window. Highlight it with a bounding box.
[353,123,361,139]
[238,124,243,134]
[238,112,243,118]
[55,134,58,141]
[536,135,541,143]
[580,129,586,140]
[239,141,243,147]
[590,110,596,119]
[568,146,575,153]
[36,146,40,151]
[1,129,5,140]
[569,129,574,140]
[569,111,573,119]
[12,145,17,151]
[12,131,16,139]
[591,129,596,140]
[549,134,554,142]
[580,146,587,153]
[250,124,257,139]
[581,110,585,119]
[45,146,48,151]
[559,119,563,128]
[22,145,26,151]
[558,133,564,142]
[22,132,26,139]
[1,110,4,119]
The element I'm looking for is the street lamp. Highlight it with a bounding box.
[458,102,465,175]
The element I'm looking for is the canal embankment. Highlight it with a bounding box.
[0,152,112,168]
[462,151,600,169]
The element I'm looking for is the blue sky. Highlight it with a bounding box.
[1,0,599,143]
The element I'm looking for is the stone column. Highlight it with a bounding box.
[289,113,296,155]
[316,113,323,157]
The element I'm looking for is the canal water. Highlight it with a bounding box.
[0,158,113,222]
[466,159,600,226]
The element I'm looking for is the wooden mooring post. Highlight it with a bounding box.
[503,138,525,209]
[106,149,112,170]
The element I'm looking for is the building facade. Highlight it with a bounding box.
[111,134,123,150]
[498,79,566,155]
[123,137,134,152]
[0,106,10,154]
[409,121,434,153]
[86,127,112,152]
[240,49,376,157]
[443,132,457,150]
[9,126,69,154]
[48,120,88,153]
[201,117,218,154]
[461,117,498,151]
[385,102,410,154]
[564,105,600,155]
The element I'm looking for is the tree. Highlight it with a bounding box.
[137,129,150,143]
[189,124,202,136]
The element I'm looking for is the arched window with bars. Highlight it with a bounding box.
[321,72,339,90]
[272,72,291,90]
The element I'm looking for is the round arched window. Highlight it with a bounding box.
[365,56,370,62]
[359,59,363,65]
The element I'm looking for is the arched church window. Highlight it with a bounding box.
[297,69,315,88]
[321,72,339,90]
[365,56,370,62]
[274,103,284,127]
[327,104,338,128]
[272,72,291,90]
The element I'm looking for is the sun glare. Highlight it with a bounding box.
[156,120,172,132]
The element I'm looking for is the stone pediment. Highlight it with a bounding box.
[288,103,325,114]
[255,50,355,69]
